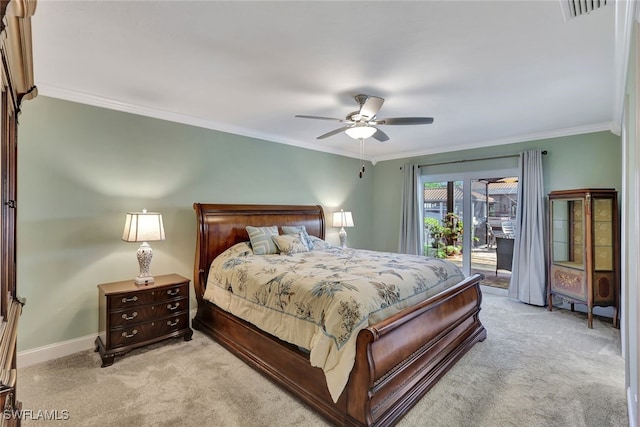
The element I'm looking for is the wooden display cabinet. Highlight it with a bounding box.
[547,189,619,328]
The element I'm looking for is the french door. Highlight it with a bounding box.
[421,168,519,279]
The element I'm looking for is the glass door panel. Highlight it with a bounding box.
[470,177,518,289]
[551,198,584,269]
[593,198,613,271]
[422,180,463,268]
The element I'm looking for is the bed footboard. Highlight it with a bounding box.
[345,274,485,426]
[193,273,484,427]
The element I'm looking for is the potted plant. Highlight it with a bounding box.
[424,217,446,257]
[425,213,463,258]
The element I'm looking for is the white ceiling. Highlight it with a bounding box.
[31,1,618,163]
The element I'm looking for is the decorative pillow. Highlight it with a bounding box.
[281,225,312,250]
[245,226,279,255]
[308,235,331,250]
[272,233,309,255]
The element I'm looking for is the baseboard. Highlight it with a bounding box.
[18,308,199,368]
[480,284,508,296]
[17,333,96,369]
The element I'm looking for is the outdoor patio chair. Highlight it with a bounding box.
[501,221,516,239]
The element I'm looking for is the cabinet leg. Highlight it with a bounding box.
[587,308,593,329]
[100,355,115,368]
[184,328,193,342]
[95,336,115,367]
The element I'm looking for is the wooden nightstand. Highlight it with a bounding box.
[95,273,193,367]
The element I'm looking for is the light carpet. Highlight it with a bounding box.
[18,292,627,426]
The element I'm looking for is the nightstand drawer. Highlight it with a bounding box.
[109,297,188,327]
[108,312,189,348]
[108,283,188,310]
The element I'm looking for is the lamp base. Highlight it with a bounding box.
[135,242,155,285]
[134,275,155,285]
[339,227,347,249]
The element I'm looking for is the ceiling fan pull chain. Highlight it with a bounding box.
[359,138,365,178]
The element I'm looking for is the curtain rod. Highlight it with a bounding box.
[416,150,547,169]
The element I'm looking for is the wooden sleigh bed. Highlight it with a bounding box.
[192,203,486,427]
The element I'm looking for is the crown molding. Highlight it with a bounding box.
[36,83,367,160]
[37,83,613,165]
[370,122,613,164]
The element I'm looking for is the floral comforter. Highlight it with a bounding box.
[204,242,464,402]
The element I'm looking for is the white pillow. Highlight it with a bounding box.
[308,235,331,250]
[272,233,309,255]
[281,225,313,250]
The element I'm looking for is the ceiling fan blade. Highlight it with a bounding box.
[359,96,384,119]
[295,115,344,122]
[377,117,434,125]
[372,128,389,142]
[317,126,352,139]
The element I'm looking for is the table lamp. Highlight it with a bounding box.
[332,209,354,249]
[122,209,165,285]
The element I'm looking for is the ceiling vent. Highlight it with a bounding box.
[560,0,607,21]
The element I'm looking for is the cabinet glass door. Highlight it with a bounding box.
[593,198,613,271]
[551,198,584,269]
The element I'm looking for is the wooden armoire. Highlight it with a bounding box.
[0,1,37,424]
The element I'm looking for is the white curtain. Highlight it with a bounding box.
[399,164,422,255]
[508,150,547,306]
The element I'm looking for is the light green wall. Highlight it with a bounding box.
[16,96,374,351]
[371,131,622,253]
[16,96,623,353]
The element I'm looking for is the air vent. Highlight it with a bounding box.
[560,0,607,21]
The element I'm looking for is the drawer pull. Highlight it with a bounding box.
[122,296,138,303]
[167,302,180,311]
[122,312,138,321]
[167,319,180,327]
[121,329,138,338]
[167,289,180,296]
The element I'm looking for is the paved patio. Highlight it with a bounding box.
[450,246,511,289]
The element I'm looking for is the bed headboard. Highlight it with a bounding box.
[192,203,325,299]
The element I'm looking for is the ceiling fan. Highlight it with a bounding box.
[295,94,434,142]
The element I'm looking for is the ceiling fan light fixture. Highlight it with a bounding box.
[345,125,376,140]
[295,94,433,142]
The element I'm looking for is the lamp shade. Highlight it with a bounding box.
[332,210,354,228]
[345,125,377,140]
[122,209,166,242]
